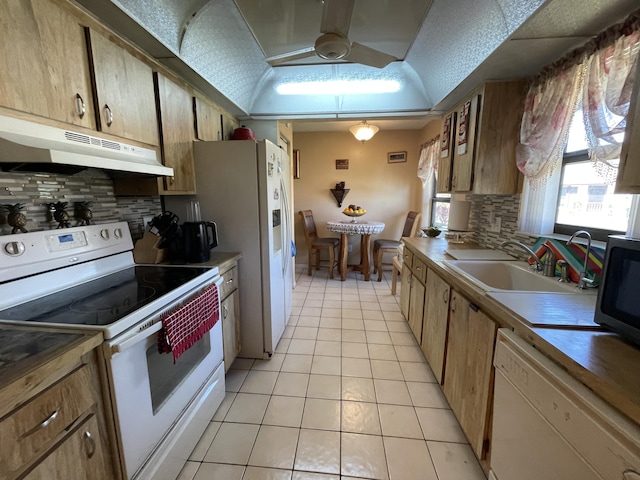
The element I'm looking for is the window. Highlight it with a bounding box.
[554,111,633,241]
[431,182,450,229]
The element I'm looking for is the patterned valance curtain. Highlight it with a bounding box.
[583,26,640,183]
[517,8,640,187]
[417,135,440,185]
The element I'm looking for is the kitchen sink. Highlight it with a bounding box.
[443,260,586,294]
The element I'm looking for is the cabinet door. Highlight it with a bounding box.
[443,289,469,417]
[421,270,450,383]
[399,266,412,320]
[408,276,425,344]
[617,59,640,193]
[451,94,481,192]
[222,290,241,372]
[437,111,456,192]
[155,73,196,194]
[0,0,95,129]
[26,414,112,480]
[443,289,498,459]
[194,96,222,141]
[87,28,159,146]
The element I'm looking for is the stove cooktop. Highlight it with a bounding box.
[0,265,213,327]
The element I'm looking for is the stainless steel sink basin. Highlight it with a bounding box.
[443,260,585,294]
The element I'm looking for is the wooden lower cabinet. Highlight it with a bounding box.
[222,290,241,371]
[420,269,451,384]
[218,259,241,371]
[399,266,412,320]
[408,274,426,343]
[0,336,118,480]
[443,288,498,460]
[26,414,110,480]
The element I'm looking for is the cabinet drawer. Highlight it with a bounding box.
[220,266,238,300]
[402,249,413,269]
[412,257,427,284]
[0,365,94,475]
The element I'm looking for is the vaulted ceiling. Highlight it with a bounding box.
[77,0,639,130]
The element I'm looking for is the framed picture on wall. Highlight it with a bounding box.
[388,151,407,163]
[336,159,349,169]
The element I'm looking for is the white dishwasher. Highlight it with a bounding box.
[490,329,640,480]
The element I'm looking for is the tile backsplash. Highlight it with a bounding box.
[0,169,161,239]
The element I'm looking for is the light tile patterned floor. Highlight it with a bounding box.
[178,266,487,480]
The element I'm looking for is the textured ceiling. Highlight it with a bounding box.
[76,0,640,129]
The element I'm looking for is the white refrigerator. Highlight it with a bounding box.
[165,139,293,359]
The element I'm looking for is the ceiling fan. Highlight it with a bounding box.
[265,0,396,69]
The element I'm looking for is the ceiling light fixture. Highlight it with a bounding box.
[349,121,379,142]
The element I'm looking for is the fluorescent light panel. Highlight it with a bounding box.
[277,79,400,95]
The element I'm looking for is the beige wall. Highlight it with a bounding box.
[293,120,441,269]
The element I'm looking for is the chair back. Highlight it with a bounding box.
[401,211,421,239]
[299,210,318,247]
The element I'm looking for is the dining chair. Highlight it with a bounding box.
[373,211,421,282]
[299,210,340,279]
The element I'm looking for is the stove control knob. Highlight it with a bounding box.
[114,228,123,239]
[100,229,110,240]
[4,241,25,256]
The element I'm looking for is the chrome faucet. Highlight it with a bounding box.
[566,230,595,289]
[500,240,544,272]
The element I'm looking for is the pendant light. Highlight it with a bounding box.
[349,121,379,142]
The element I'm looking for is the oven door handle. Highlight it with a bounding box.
[111,321,163,354]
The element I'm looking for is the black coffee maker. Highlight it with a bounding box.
[182,201,218,263]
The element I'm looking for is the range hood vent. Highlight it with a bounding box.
[0,115,173,177]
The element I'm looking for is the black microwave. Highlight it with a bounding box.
[595,235,640,346]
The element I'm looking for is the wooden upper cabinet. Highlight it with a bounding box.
[87,28,159,146]
[616,60,640,193]
[437,81,526,194]
[155,73,197,194]
[0,0,95,129]
[194,96,222,141]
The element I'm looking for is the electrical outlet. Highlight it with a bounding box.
[488,216,502,233]
[142,215,154,230]
[348,244,353,252]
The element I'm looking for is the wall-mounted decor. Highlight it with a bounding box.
[441,113,452,158]
[336,159,349,170]
[293,149,300,179]
[457,100,471,155]
[330,182,350,207]
[388,151,407,163]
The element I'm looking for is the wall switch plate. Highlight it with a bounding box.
[348,244,353,252]
[488,216,501,233]
[143,215,154,230]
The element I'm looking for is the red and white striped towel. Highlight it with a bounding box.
[157,282,220,363]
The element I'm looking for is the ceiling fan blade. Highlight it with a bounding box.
[265,47,316,66]
[320,0,355,37]
[346,42,396,69]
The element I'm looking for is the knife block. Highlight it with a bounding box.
[133,232,168,264]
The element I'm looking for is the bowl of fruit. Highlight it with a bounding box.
[343,205,366,222]
[422,226,442,238]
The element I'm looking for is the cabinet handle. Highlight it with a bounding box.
[469,303,479,312]
[225,278,233,284]
[450,296,457,313]
[442,289,448,304]
[20,409,60,439]
[223,304,229,319]
[104,104,113,126]
[452,175,457,190]
[415,266,421,272]
[84,430,96,459]
[75,93,86,118]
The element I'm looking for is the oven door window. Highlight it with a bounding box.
[146,335,211,413]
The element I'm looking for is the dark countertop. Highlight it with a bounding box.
[402,236,640,427]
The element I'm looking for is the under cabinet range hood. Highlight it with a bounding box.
[0,115,173,176]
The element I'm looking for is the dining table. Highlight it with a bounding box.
[326,220,385,281]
